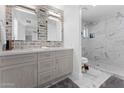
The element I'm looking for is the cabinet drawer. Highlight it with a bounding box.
[38,56,54,62]
[38,51,55,59]
[55,49,73,57]
[38,70,54,86]
[38,59,55,73]
[0,53,37,67]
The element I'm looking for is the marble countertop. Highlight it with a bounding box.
[0,47,73,57]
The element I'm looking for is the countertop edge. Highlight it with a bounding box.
[0,48,73,57]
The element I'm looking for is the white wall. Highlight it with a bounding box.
[0,6,5,20]
[0,6,6,51]
[63,5,82,79]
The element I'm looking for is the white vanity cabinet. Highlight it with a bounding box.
[0,53,37,88]
[0,48,73,88]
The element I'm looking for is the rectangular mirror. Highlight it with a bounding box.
[47,16,62,41]
[12,6,38,41]
[47,9,63,41]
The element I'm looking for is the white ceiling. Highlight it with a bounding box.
[81,5,124,24]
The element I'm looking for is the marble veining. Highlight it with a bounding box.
[82,12,124,69]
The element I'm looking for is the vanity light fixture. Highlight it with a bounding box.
[48,16,60,22]
[48,11,61,18]
[15,6,36,15]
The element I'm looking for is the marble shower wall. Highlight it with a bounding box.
[5,5,63,50]
[83,13,124,66]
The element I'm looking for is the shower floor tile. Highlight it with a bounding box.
[70,67,111,88]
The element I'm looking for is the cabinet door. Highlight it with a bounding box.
[63,55,73,75]
[38,70,55,86]
[55,60,64,78]
[55,54,73,78]
[0,62,37,88]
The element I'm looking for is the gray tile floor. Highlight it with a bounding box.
[49,78,79,88]
[100,76,124,88]
[48,73,124,88]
